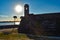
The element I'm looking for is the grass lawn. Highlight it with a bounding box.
[0,28,33,40]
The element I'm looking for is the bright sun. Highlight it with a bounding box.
[15,5,22,13]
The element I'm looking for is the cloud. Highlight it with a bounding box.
[0,15,8,17]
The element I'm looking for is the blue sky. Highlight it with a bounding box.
[0,0,60,21]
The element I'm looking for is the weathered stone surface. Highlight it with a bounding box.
[18,13,60,36]
[18,4,60,36]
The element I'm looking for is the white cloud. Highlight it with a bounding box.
[0,15,8,17]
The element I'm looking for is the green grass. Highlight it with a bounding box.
[0,28,31,40]
[0,33,29,40]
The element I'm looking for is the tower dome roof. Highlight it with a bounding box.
[24,4,29,7]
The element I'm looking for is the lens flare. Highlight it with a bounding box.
[15,5,22,13]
